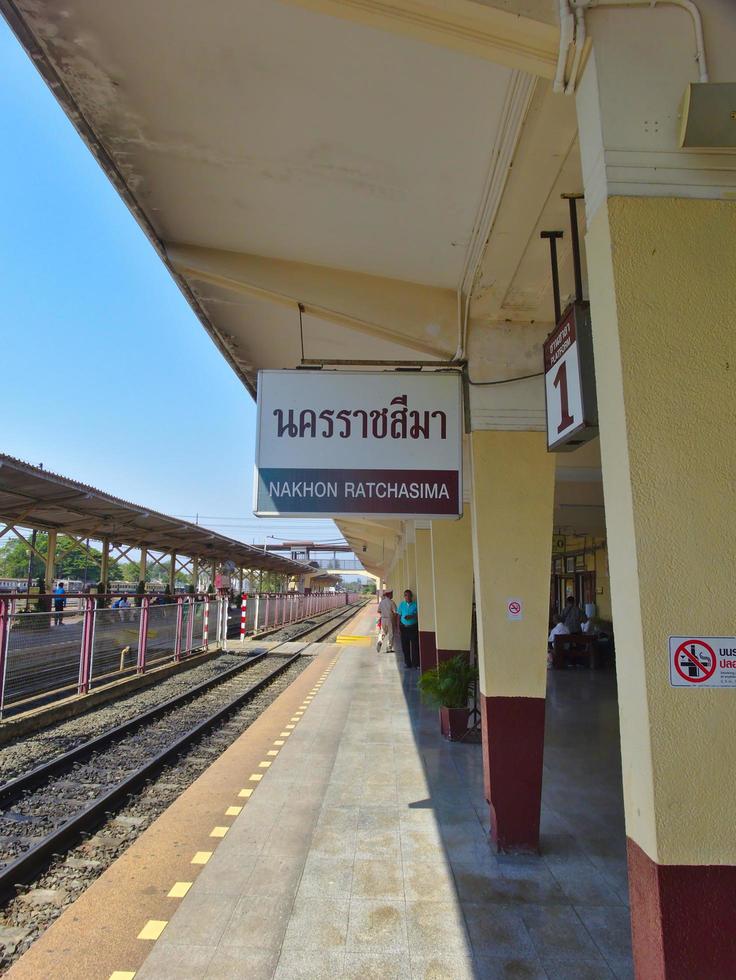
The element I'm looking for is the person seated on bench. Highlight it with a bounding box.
[548,615,570,667]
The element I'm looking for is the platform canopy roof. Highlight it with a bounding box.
[0,455,311,575]
[1,0,607,579]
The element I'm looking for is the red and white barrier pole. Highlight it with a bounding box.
[240,592,248,642]
[203,596,210,648]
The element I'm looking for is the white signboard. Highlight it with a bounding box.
[254,370,463,518]
[669,636,736,688]
[506,598,523,621]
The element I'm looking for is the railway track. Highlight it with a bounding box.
[0,599,366,905]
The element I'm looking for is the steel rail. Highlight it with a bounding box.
[0,653,301,903]
[0,599,365,902]
[1,599,363,802]
[0,652,270,805]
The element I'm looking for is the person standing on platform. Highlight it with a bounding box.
[398,589,419,669]
[377,590,396,653]
[562,595,585,633]
[53,581,66,626]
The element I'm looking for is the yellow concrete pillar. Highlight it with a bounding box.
[414,527,436,672]
[44,530,57,586]
[398,549,408,595]
[470,430,555,852]
[430,511,473,663]
[586,195,736,973]
[404,542,416,595]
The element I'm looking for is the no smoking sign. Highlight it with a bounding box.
[669,636,736,688]
[506,599,523,622]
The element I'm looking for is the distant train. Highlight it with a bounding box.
[0,578,30,593]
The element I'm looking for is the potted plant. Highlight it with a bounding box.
[418,654,476,740]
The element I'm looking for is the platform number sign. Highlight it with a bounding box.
[543,303,598,452]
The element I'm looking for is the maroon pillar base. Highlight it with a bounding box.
[418,631,437,673]
[436,648,467,665]
[627,838,736,979]
[480,693,545,854]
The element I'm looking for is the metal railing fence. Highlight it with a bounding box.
[237,590,360,638]
[0,590,359,717]
[0,593,228,717]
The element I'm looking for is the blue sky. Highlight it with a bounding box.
[0,18,341,549]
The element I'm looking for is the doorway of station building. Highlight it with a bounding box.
[550,535,608,626]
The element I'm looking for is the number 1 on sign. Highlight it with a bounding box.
[553,361,575,434]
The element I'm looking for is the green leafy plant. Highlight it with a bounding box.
[418,655,475,710]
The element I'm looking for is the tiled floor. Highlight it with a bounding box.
[136,609,633,979]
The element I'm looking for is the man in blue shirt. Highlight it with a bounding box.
[53,581,66,626]
[398,589,419,669]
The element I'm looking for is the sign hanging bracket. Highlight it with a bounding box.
[540,230,564,323]
[562,193,585,303]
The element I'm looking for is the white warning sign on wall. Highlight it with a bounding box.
[669,636,736,688]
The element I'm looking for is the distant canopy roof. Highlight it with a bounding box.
[0,455,310,576]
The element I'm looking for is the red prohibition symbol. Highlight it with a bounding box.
[674,639,716,683]
[508,601,521,616]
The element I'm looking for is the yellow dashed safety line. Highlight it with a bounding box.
[137,920,167,941]
[167,881,192,898]
[122,653,343,975]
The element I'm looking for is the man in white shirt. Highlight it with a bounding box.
[548,616,570,668]
[548,616,570,644]
[377,591,397,652]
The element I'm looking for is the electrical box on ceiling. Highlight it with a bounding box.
[680,83,736,148]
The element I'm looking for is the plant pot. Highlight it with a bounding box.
[439,707,470,741]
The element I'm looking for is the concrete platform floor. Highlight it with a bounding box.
[135,606,633,979]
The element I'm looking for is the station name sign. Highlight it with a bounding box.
[543,302,598,452]
[254,370,463,518]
